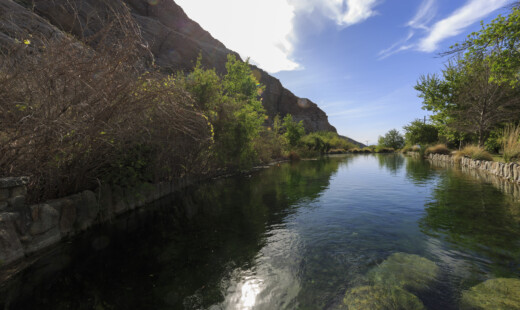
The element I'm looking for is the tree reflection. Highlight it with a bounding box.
[377,154,405,175]
[3,156,349,309]
[404,157,437,185]
[419,169,520,273]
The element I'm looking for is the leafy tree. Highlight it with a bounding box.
[283,114,305,147]
[445,7,520,87]
[180,54,266,169]
[403,119,439,146]
[415,57,520,146]
[378,129,405,149]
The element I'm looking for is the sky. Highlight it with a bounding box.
[175,0,515,145]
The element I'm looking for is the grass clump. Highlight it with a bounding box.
[460,278,520,310]
[454,145,493,161]
[502,124,520,163]
[424,144,451,156]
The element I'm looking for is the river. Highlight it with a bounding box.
[1,154,520,309]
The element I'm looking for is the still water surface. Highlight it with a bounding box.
[2,154,520,309]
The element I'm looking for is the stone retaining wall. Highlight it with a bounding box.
[427,153,520,184]
[0,179,177,266]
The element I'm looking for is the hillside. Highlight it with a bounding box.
[6,0,347,135]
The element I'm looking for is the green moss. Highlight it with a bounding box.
[460,278,520,310]
[367,253,439,291]
[342,285,425,310]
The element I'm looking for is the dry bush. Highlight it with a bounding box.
[454,145,493,161]
[502,123,520,162]
[0,7,211,202]
[424,144,451,155]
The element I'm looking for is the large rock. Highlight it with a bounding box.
[29,204,59,236]
[0,213,24,265]
[342,285,425,310]
[460,278,520,310]
[367,253,439,291]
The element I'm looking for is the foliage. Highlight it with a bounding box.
[378,129,405,150]
[299,131,355,155]
[425,144,451,156]
[484,128,503,153]
[0,27,211,201]
[454,145,493,162]
[282,114,305,147]
[179,54,266,169]
[447,7,520,87]
[502,123,520,162]
[403,119,439,146]
[415,58,520,146]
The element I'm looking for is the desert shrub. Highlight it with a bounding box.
[455,145,494,161]
[424,144,451,155]
[0,18,210,201]
[502,123,520,162]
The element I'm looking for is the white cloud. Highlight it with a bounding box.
[379,0,511,58]
[418,0,511,52]
[175,0,382,73]
[378,31,415,59]
[407,0,437,30]
[290,0,380,27]
[175,0,298,73]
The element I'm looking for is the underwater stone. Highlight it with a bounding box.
[367,252,439,291]
[343,285,425,310]
[460,278,520,310]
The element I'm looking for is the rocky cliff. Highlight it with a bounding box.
[8,0,337,133]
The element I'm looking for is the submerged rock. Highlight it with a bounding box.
[368,253,439,291]
[342,285,425,310]
[460,278,520,310]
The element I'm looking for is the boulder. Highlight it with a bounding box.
[342,285,425,310]
[0,213,24,265]
[460,278,520,310]
[367,252,439,291]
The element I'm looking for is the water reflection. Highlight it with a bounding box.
[419,169,520,277]
[376,153,405,175]
[2,155,520,310]
[405,157,437,185]
[0,157,349,309]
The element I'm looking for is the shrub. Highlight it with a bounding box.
[502,123,520,163]
[425,144,451,155]
[0,15,211,202]
[455,145,493,161]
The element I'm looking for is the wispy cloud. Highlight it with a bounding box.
[418,0,510,52]
[407,0,437,30]
[379,0,511,58]
[378,31,415,59]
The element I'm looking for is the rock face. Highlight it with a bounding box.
[21,0,337,133]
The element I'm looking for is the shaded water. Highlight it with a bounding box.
[1,154,520,309]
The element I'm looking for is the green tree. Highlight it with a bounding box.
[445,7,520,87]
[403,119,439,146]
[283,114,305,147]
[378,129,405,149]
[180,54,266,169]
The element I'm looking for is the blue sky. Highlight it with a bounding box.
[175,0,515,145]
